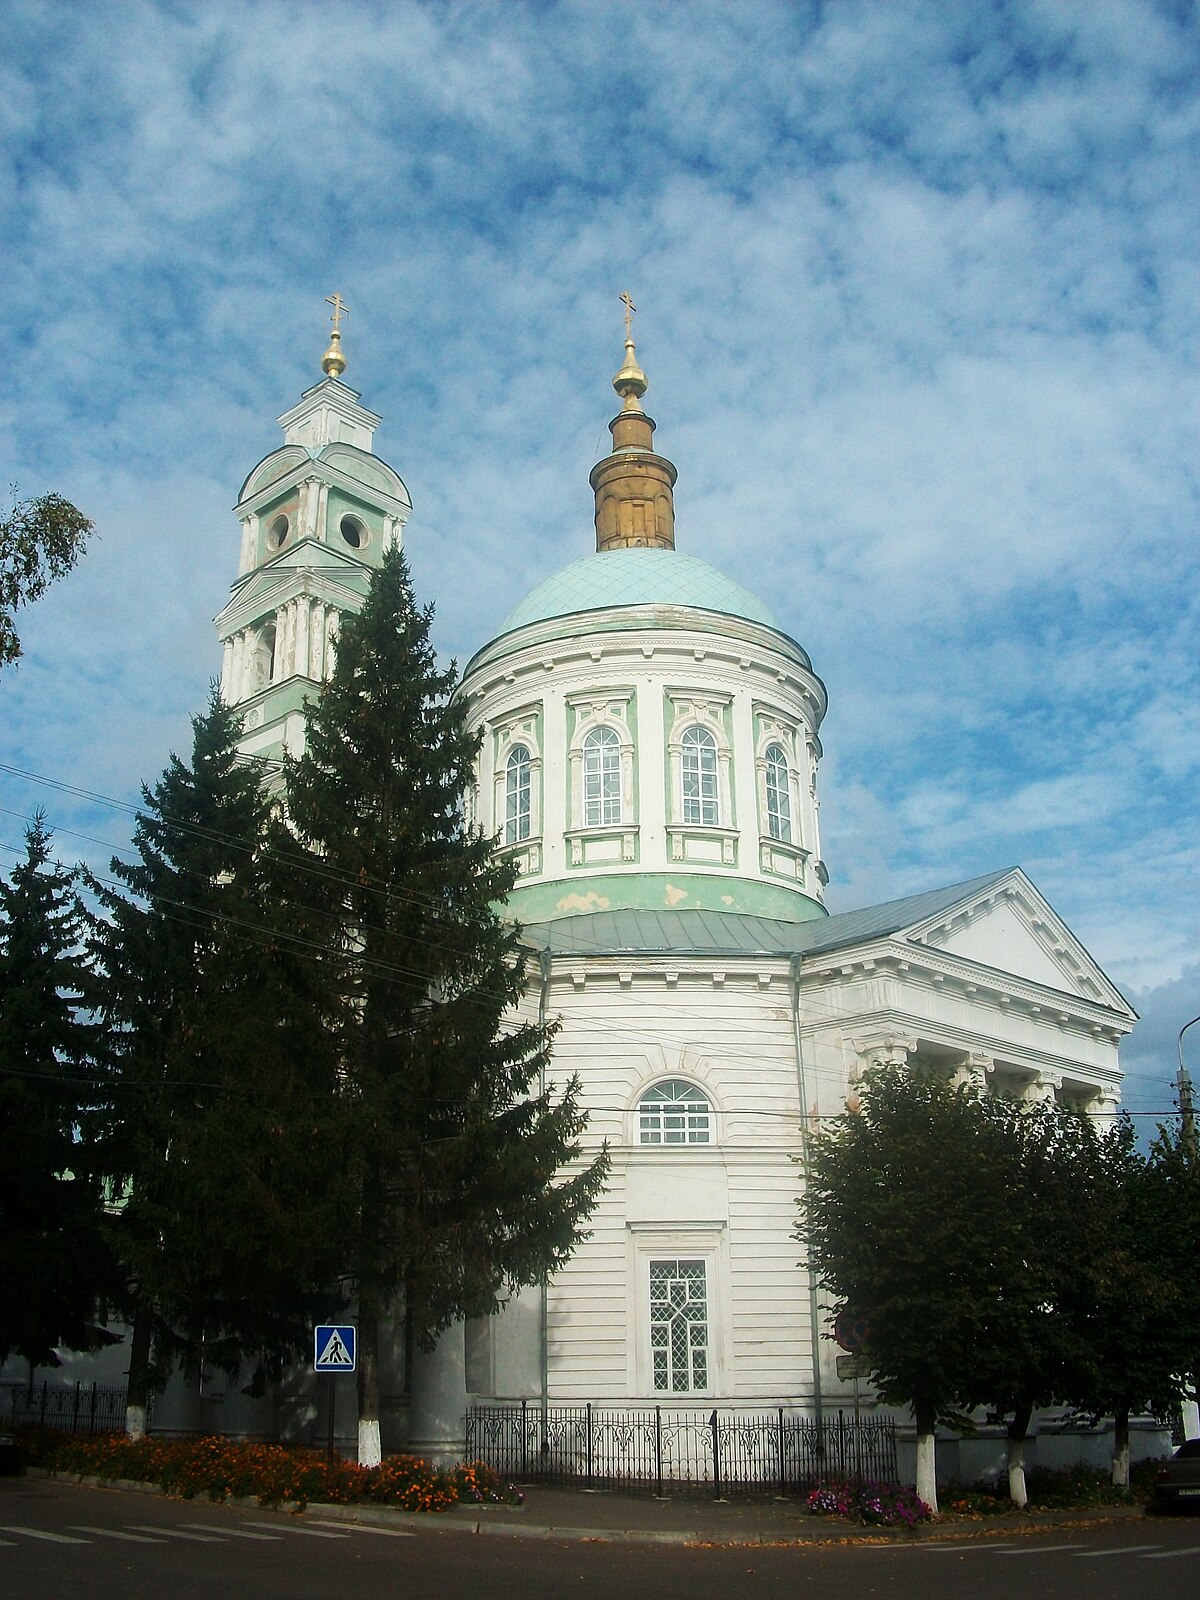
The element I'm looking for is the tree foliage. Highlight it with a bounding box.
[0,815,118,1366]
[0,491,94,666]
[89,691,348,1416]
[284,545,608,1462]
[799,1067,1200,1507]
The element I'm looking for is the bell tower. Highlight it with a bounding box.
[214,296,412,773]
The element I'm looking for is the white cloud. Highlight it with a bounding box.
[2,0,1199,1068]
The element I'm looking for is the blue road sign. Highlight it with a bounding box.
[314,1324,357,1373]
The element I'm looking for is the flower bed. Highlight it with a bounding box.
[806,1480,932,1529]
[16,1428,519,1513]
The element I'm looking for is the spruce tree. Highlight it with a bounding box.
[286,545,607,1467]
[91,690,348,1434]
[0,815,118,1367]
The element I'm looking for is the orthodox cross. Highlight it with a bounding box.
[325,291,350,332]
[619,290,636,339]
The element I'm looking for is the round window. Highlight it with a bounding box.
[268,514,289,549]
[340,514,366,549]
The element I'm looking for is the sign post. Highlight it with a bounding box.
[314,1325,357,1464]
[832,1312,870,1478]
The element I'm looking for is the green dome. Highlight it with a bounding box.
[500,548,780,635]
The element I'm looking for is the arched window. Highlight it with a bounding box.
[504,744,532,844]
[254,622,277,689]
[681,725,719,826]
[764,742,792,843]
[638,1080,712,1146]
[583,725,622,826]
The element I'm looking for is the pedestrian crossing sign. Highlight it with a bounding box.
[314,1324,356,1372]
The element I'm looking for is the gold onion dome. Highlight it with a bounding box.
[612,334,648,412]
[321,327,347,379]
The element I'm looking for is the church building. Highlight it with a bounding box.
[207,303,1135,1463]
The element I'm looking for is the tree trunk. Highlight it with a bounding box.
[1007,1400,1033,1508]
[124,1300,153,1439]
[356,1268,382,1467]
[914,1401,938,1516]
[1111,1407,1131,1491]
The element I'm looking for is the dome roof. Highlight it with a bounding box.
[500,548,780,636]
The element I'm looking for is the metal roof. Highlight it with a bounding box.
[499,548,781,635]
[517,869,1016,958]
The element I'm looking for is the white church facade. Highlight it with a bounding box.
[201,310,1134,1459]
[5,310,1137,1468]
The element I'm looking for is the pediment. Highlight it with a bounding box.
[904,869,1134,1016]
[318,443,410,503]
[238,445,310,504]
[214,547,373,631]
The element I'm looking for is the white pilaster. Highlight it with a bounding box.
[311,602,326,678]
[407,1322,468,1468]
[295,595,311,679]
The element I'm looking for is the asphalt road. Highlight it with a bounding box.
[4,1477,1200,1600]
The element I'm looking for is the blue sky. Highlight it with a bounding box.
[2,0,1198,1124]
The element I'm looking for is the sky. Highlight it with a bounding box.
[2,0,1198,1126]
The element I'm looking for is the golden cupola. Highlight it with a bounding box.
[589,294,678,552]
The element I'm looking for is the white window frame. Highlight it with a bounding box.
[628,1225,728,1399]
[492,708,543,855]
[680,725,719,826]
[504,744,532,844]
[648,1257,711,1395]
[764,741,792,843]
[637,1079,713,1146]
[582,724,623,827]
[665,694,733,831]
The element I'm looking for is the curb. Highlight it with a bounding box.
[21,1468,1146,1549]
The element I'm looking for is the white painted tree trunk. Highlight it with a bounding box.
[1112,1410,1130,1490]
[915,1426,938,1515]
[1007,1434,1028,1508]
[124,1403,147,1440]
[357,1417,381,1468]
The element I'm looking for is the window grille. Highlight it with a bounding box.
[649,1259,709,1393]
[583,725,622,826]
[764,742,792,842]
[505,744,532,843]
[681,725,719,825]
[638,1079,712,1145]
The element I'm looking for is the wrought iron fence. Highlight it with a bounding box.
[466,1402,897,1498]
[3,1381,131,1434]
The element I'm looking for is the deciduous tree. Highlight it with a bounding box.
[0,491,94,667]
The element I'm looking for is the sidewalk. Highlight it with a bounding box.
[29,1468,1152,1546]
[299,1483,1151,1547]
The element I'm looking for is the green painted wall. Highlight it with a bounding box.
[504,869,826,926]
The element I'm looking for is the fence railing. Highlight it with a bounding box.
[2,1382,131,1435]
[466,1403,897,1497]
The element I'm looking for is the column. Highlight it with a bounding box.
[1021,1073,1059,1106]
[407,1321,468,1469]
[239,516,258,576]
[294,595,311,680]
[231,631,248,702]
[220,639,234,701]
[951,1052,993,1092]
[311,601,326,678]
[297,479,314,540]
